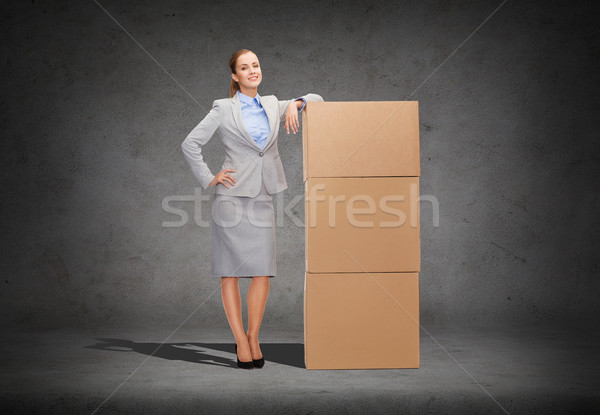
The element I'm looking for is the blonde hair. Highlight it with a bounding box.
[229,48,255,98]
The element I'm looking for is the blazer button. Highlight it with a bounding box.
[259,152,264,157]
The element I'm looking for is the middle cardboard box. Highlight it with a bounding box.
[305,176,420,273]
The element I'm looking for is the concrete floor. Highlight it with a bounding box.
[1,322,598,414]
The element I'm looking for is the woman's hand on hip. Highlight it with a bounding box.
[284,101,301,134]
[210,168,236,188]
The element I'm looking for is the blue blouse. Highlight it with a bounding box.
[237,90,306,149]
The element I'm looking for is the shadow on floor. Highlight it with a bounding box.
[85,339,305,369]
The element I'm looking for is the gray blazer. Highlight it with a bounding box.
[181,92,324,197]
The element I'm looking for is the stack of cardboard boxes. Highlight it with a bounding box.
[302,101,421,369]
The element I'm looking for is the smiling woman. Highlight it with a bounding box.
[180,48,324,370]
[229,49,262,98]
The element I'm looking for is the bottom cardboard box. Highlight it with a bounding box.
[304,272,420,369]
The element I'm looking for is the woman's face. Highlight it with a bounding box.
[232,52,262,91]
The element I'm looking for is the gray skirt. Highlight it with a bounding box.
[210,177,276,278]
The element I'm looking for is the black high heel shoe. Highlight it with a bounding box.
[253,355,265,369]
[246,334,265,368]
[234,343,254,370]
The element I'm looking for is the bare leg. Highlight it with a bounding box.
[221,276,252,362]
[247,276,270,360]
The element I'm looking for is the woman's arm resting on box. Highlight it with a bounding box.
[278,93,324,134]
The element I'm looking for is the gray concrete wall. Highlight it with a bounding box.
[2,0,598,329]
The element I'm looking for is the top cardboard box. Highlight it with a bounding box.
[301,101,420,180]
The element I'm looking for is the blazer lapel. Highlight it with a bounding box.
[231,92,259,149]
[262,96,277,150]
[231,92,277,151]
